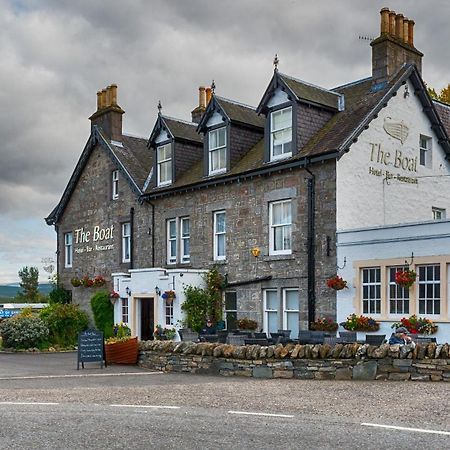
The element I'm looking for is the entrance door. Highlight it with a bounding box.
[140,298,154,340]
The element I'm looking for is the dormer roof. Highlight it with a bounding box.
[148,115,202,148]
[257,71,344,115]
[197,95,264,132]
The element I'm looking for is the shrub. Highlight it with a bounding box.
[181,285,211,332]
[40,304,89,347]
[0,315,49,349]
[237,317,258,330]
[48,286,71,305]
[90,291,114,338]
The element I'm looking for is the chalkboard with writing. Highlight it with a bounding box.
[77,329,106,369]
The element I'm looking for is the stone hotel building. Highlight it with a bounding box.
[47,9,450,342]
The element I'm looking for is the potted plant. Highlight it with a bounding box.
[237,317,258,331]
[105,323,138,364]
[326,275,348,291]
[341,314,380,332]
[153,325,177,340]
[310,317,339,332]
[162,290,176,301]
[394,269,416,289]
[392,315,438,335]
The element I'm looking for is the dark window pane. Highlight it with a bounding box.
[375,269,381,283]
[419,266,425,280]
[226,312,237,330]
[390,300,395,313]
[435,266,440,281]
[225,292,237,310]
[376,302,380,314]
[363,286,368,299]
[435,284,440,299]
[376,285,381,298]
[427,300,433,314]
[435,301,440,315]
[419,301,425,314]
[419,284,425,298]
[427,284,433,298]
[390,285,395,298]
[405,302,409,314]
[363,301,368,314]
[363,270,368,283]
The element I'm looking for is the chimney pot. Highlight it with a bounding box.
[97,91,102,110]
[395,14,404,41]
[403,18,409,44]
[106,86,113,107]
[205,87,212,104]
[408,20,415,46]
[380,8,390,35]
[101,89,107,109]
[110,84,118,105]
[199,86,206,109]
[388,11,396,36]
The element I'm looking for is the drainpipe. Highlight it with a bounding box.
[130,207,135,269]
[149,201,155,267]
[305,166,316,329]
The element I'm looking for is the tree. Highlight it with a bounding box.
[16,266,40,303]
[427,83,450,104]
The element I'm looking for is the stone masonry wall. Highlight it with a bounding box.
[139,340,450,382]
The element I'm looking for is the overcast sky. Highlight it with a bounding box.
[0,0,449,284]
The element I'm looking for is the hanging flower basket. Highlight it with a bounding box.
[162,290,176,300]
[326,276,348,291]
[395,269,416,289]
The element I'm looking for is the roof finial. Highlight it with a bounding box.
[157,100,162,115]
[273,54,279,72]
[211,80,216,94]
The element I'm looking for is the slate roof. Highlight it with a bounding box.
[215,97,265,129]
[161,116,203,143]
[434,100,450,136]
[279,73,343,111]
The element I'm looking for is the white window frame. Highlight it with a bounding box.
[64,232,73,268]
[165,298,174,326]
[167,219,177,265]
[361,267,381,315]
[418,264,440,315]
[282,289,299,337]
[432,207,446,220]
[208,127,227,175]
[213,211,226,261]
[269,199,292,255]
[388,266,410,315]
[263,289,279,334]
[157,143,172,186]
[419,135,432,168]
[112,170,119,199]
[121,297,129,324]
[122,222,131,263]
[180,217,190,263]
[270,106,292,161]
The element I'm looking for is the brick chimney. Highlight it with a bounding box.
[89,84,124,141]
[191,86,207,124]
[371,8,423,84]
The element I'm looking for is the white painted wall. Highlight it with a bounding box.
[336,220,450,343]
[337,79,450,230]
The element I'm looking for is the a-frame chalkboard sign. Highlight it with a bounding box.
[77,329,107,369]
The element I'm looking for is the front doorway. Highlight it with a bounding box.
[140,298,155,340]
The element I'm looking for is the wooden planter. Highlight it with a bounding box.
[105,337,139,364]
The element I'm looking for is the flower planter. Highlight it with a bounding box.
[105,337,138,364]
[326,276,348,291]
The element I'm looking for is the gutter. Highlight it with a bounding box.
[225,275,272,288]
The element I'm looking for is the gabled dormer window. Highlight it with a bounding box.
[157,143,172,186]
[208,127,227,175]
[270,106,292,161]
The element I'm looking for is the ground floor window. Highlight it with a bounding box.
[389,266,410,314]
[224,291,237,330]
[121,298,129,324]
[264,288,299,336]
[165,298,174,326]
[362,267,381,314]
[418,265,440,315]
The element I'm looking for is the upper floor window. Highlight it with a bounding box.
[213,211,226,261]
[122,222,131,263]
[419,135,432,168]
[112,170,119,199]
[269,199,292,255]
[167,217,190,265]
[157,144,172,186]
[432,207,446,220]
[64,232,73,268]
[270,106,292,161]
[208,127,227,175]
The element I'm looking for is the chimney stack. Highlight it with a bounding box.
[89,84,125,142]
[191,86,208,124]
[371,8,423,84]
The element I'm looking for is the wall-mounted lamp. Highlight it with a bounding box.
[155,286,161,297]
[125,286,131,297]
[404,85,409,98]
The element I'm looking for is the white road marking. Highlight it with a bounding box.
[0,372,163,381]
[0,402,59,406]
[361,422,450,436]
[228,410,294,418]
[110,404,180,409]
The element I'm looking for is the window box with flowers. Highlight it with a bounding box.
[326,276,348,291]
[392,315,438,335]
[310,317,339,332]
[341,314,380,332]
[70,275,106,288]
[394,269,416,289]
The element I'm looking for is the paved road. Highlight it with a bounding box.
[0,353,449,449]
